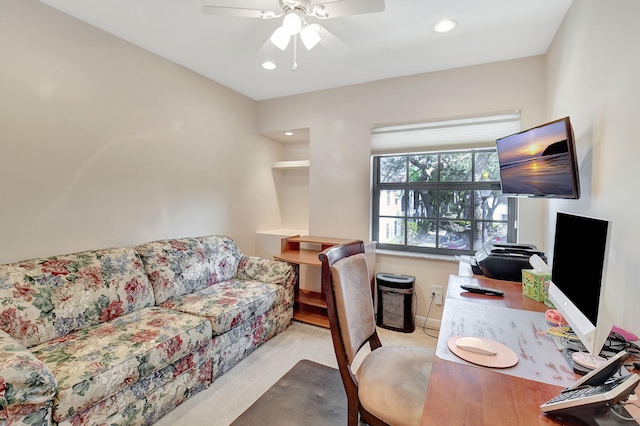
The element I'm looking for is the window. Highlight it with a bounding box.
[370,113,520,256]
[372,149,516,255]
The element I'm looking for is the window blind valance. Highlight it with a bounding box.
[371,111,521,154]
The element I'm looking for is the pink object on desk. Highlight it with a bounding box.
[545,309,568,326]
[612,325,638,341]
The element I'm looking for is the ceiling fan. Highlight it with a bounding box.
[201,0,385,70]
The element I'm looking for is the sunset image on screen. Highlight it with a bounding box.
[497,120,575,196]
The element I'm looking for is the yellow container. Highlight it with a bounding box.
[522,269,551,303]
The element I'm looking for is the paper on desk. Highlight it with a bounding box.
[529,254,550,273]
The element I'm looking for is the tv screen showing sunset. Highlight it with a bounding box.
[496,120,575,196]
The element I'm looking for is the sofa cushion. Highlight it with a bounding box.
[29,307,212,423]
[0,247,155,348]
[0,330,57,413]
[61,344,212,426]
[136,235,243,305]
[159,278,286,336]
[235,256,296,289]
[211,303,293,378]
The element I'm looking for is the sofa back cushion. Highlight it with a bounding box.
[135,235,243,305]
[0,247,155,348]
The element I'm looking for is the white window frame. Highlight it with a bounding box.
[370,112,520,255]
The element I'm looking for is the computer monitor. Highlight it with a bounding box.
[547,212,613,356]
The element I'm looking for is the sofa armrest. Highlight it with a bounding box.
[0,330,57,412]
[235,256,296,290]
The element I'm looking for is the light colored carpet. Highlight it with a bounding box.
[154,321,438,426]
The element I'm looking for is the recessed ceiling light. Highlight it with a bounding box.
[262,61,277,70]
[285,131,293,136]
[434,19,457,33]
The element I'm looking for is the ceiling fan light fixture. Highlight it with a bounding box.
[270,26,291,50]
[300,24,321,50]
[261,61,277,70]
[434,19,457,33]
[282,10,303,35]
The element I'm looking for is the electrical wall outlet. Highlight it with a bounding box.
[430,285,444,305]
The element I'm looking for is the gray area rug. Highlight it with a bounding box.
[230,359,347,426]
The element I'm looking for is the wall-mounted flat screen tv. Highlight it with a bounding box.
[495,117,580,199]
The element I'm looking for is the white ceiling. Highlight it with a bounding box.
[37,0,573,101]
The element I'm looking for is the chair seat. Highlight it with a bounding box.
[356,345,433,426]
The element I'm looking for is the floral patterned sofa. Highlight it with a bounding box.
[0,235,295,426]
[134,235,296,378]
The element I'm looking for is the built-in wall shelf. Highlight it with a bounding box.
[272,160,310,169]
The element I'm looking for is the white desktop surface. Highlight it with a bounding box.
[436,297,577,387]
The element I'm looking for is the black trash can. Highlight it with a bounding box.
[376,273,415,333]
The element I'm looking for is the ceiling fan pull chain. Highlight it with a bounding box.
[292,35,298,71]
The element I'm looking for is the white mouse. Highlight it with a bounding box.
[455,337,497,355]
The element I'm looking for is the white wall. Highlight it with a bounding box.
[0,0,283,263]
[274,140,310,231]
[546,0,640,334]
[257,57,548,320]
[9,1,633,330]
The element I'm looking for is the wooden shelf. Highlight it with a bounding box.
[276,235,355,328]
[294,290,329,328]
[275,249,323,266]
[293,310,329,328]
[296,289,326,308]
[275,236,356,264]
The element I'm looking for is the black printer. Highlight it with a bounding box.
[471,243,547,282]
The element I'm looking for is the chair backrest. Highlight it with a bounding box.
[320,241,380,365]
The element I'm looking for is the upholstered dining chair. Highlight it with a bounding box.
[319,240,433,426]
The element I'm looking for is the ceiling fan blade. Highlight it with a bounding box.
[309,0,385,19]
[315,25,350,55]
[201,5,282,19]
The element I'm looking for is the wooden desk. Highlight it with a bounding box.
[421,274,581,426]
[422,273,640,425]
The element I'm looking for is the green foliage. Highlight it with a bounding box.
[377,149,508,252]
[0,383,16,408]
[72,380,91,397]
[32,287,54,317]
[24,372,48,389]
[23,408,50,426]
[440,152,472,182]
[42,347,76,366]
[137,354,155,377]
[408,154,438,182]
[379,156,406,182]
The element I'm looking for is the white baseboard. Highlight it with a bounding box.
[415,315,441,331]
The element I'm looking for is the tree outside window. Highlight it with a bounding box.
[372,148,516,255]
